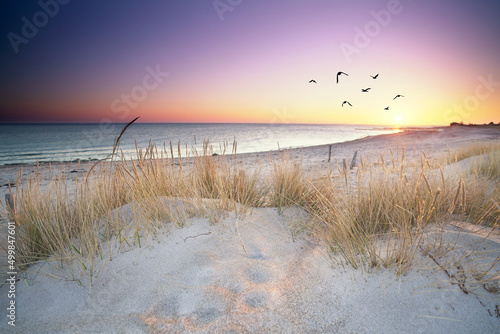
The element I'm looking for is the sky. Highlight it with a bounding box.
[0,0,499,126]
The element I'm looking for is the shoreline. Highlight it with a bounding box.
[0,125,441,168]
[1,125,498,198]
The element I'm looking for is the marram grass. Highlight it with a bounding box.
[3,139,499,283]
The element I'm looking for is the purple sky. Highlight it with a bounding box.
[1,0,499,125]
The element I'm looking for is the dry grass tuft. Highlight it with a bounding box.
[305,153,455,273]
[268,151,311,212]
[447,140,500,164]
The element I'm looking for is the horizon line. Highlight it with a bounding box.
[0,121,444,127]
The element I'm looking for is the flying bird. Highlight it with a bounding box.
[336,71,348,83]
[393,95,405,100]
[342,101,353,107]
[384,106,390,110]
[309,79,317,83]
[370,74,379,79]
[361,88,371,92]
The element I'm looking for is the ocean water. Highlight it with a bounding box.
[0,123,400,165]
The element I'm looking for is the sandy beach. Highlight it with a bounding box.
[0,125,499,333]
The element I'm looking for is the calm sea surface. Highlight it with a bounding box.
[0,123,401,165]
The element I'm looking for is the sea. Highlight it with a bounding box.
[0,123,402,166]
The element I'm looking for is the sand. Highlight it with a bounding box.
[0,125,499,333]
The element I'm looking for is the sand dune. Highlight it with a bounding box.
[2,204,499,333]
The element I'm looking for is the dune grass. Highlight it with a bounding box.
[4,138,500,282]
[464,149,500,227]
[474,150,500,181]
[305,150,459,273]
[447,140,500,164]
[6,141,261,276]
[269,152,311,213]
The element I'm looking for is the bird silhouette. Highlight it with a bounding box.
[336,71,348,83]
[393,95,405,100]
[361,88,371,92]
[342,101,353,107]
[370,74,379,79]
[309,79,317,83]
[384,106,390,110]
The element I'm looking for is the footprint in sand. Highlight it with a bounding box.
[246,243,266,260]
[155,295,179,320]
[244,291,268,309]
[244,264,272,284]
[191,307,223,327]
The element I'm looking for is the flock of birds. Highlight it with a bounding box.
[309,72,405,110]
